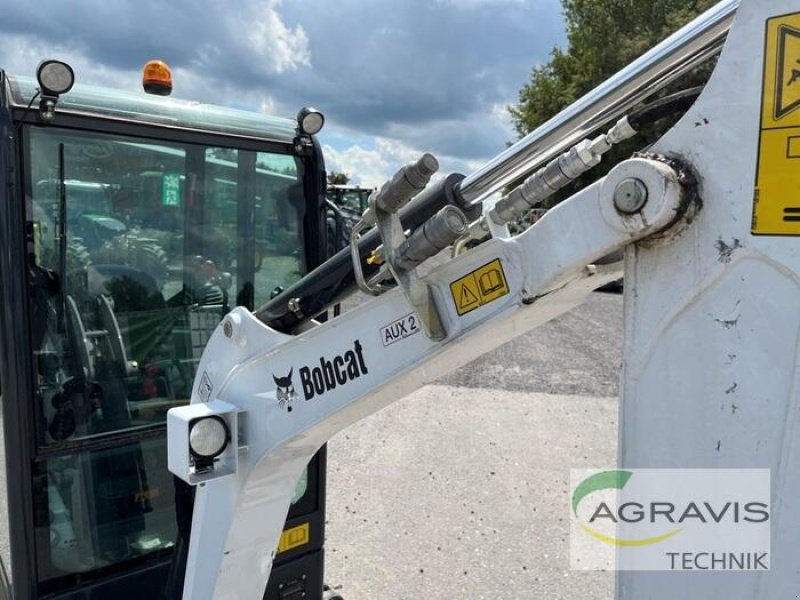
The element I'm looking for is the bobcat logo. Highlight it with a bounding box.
[273,369,296,412]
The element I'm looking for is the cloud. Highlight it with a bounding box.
[323,134,451,189]
[1,0,564,184]
[0,0,310,84]
[277,0,563,169]
[322,97,518,189]
[246,3,311,75]
[322,133,489,189]
[323,140,410,188]
[0,33,133,90]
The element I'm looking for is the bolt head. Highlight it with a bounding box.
[613,178,648,214]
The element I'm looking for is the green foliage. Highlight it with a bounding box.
[510,0,718,138]
[208,147,238,163]
[327,171,351,185]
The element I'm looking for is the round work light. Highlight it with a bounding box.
[36,60,75,96]
[189,415,230,461]
[297,106,325,135]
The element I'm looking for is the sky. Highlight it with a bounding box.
[0,0,566,187]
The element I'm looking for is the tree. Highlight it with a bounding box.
[327,171,350,185]
[508,0,717,206]
[510,0,718,136]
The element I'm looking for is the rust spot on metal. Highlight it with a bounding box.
[715,238,742,263]
[714,315,740,329]
[713,301,741,329]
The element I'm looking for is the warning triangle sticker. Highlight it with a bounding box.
[458,284,480,310]
[775,25,800,120]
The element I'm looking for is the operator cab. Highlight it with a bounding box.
[0,60,330,599]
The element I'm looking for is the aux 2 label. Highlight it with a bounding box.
[381,313,421,347]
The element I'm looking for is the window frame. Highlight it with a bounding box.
[7,111,326,595]
[22,118,316,455]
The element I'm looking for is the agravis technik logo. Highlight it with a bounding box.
[570,469,771,571]
[572,470,683,547]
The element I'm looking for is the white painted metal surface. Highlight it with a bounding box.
[618,0,800,597]
[164,1,800,597]
[169,157,687,599]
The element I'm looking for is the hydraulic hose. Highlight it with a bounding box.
[627,86,704,131]
[257,173,480,332]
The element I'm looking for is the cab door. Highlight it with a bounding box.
[0,119,325,599]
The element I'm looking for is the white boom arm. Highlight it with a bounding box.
[169,157,688,599]
[168,0,800,597]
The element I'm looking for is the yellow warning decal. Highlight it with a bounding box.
[753,12,800,235]
[450,258,510,316]
[277,523,310,554]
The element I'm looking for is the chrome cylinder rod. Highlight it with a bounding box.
[458,0,740,205]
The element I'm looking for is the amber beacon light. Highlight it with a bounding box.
[142,60,173,96]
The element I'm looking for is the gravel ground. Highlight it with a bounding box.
[325,291,623,599]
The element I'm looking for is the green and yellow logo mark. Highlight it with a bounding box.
[572,470,682,547]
